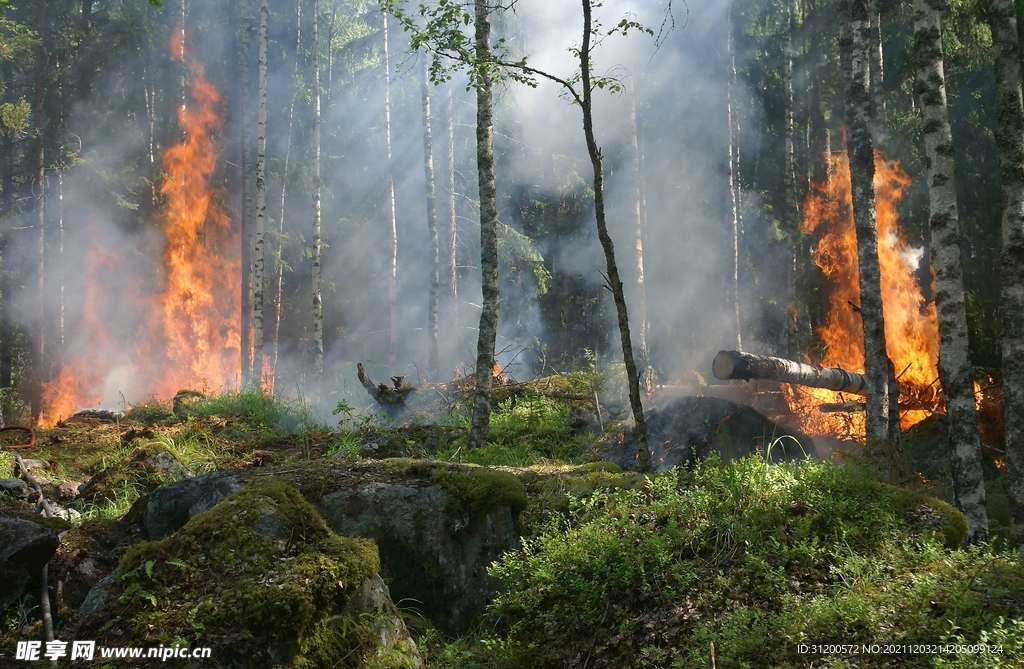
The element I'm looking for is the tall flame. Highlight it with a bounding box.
[786,149,940,439]
[138,31,240,398]
[37,31,239,426]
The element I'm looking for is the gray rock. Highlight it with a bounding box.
[128,449,194,481]
[0,478,31,500]
[56,481,83,501]
[318,474,521,635]
[341,574,423,668]
[76,572,116,631]
[135,471,243,539]
[16,459,50,475]
[0,515,59,612]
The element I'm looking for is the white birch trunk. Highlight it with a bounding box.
[914,0,989,542]
[383,10,398,373]
[252,0,268,388]
[988,0,1024,552]
[468,0,499,451]
[841,0,899,459]
[312,0,324,380]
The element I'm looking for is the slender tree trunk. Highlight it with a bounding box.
[468,0,499,451]
[867,0,887,146]
[312,0,324,381]
[580,0,650,471]
[446,87,458,303]
[914,0,989,543]
[383,11,399,372]
[627,78,654,387]
[421,58,440,380]
[840,0,899,459]
[270,0,301,391]
[783,0,799,358]
[727,2,742,352]
[57,170,64,368]
[988,0,1024,553]
[237,0,254,384]
[30,0,47,422]
[252,0,269,388]
[1,125,12,390]
[78,0,93,99]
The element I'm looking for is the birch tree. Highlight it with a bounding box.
[29,0,46,421]
[421,57,440,380]
[383,10,399,372]
[839,0,900,458]
[988,0,1024,553]
[312,0,324,381]
[913,0,989,543]
[251,0,269,388]
[269,0,301,390]
[726,2,742,352]
[237,0,254,384]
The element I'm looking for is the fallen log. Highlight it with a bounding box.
[712,350,867,395]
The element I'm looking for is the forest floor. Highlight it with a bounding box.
[1,382,1022,668]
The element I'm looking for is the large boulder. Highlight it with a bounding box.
[78,478,421,668]
[126,470,243,540]
[0,515,60,613]
[306,461,526,636]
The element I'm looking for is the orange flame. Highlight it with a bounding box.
[37,30,239,426]
[786,148,940,439]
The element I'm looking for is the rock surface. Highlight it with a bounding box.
[78,478,422,668]
[0,515,59,612]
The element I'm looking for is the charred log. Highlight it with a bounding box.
[357,363,415,418]
[713,350,868,395]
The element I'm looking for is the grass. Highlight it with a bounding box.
[469,456,1024,668]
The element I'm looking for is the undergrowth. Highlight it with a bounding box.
[435,456,1024,669]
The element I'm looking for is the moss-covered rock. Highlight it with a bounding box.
[78,478,419,668]
[309,460,523,636]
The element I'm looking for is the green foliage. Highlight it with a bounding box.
[482,458,1023,668]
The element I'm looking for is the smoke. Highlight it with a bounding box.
[7,0,767,421]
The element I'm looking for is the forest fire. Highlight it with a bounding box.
[37,34,239,426]
[785,150,940,440]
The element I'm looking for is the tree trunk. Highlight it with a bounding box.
[468,0,499,452]
[867,0,887,146]
[913,0,989,544]
[713,349,868,394]
[783,0,799,357]
[270,0,301,391]
[1,125,12,390]
[627,78,654,387]
[383,10,398,373]
[78,0,93,99]
[252,0,269,388]
[988,0,1024,553]
[30,0,47,423]
[580,0,650,472]
[727,2,742,352]
[312,0,324,381]
[840,0,899,457]
[237,0,254,384]
[446,86,458,313]
[421,58,440,380]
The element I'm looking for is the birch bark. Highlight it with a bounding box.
[914,0,989,542]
